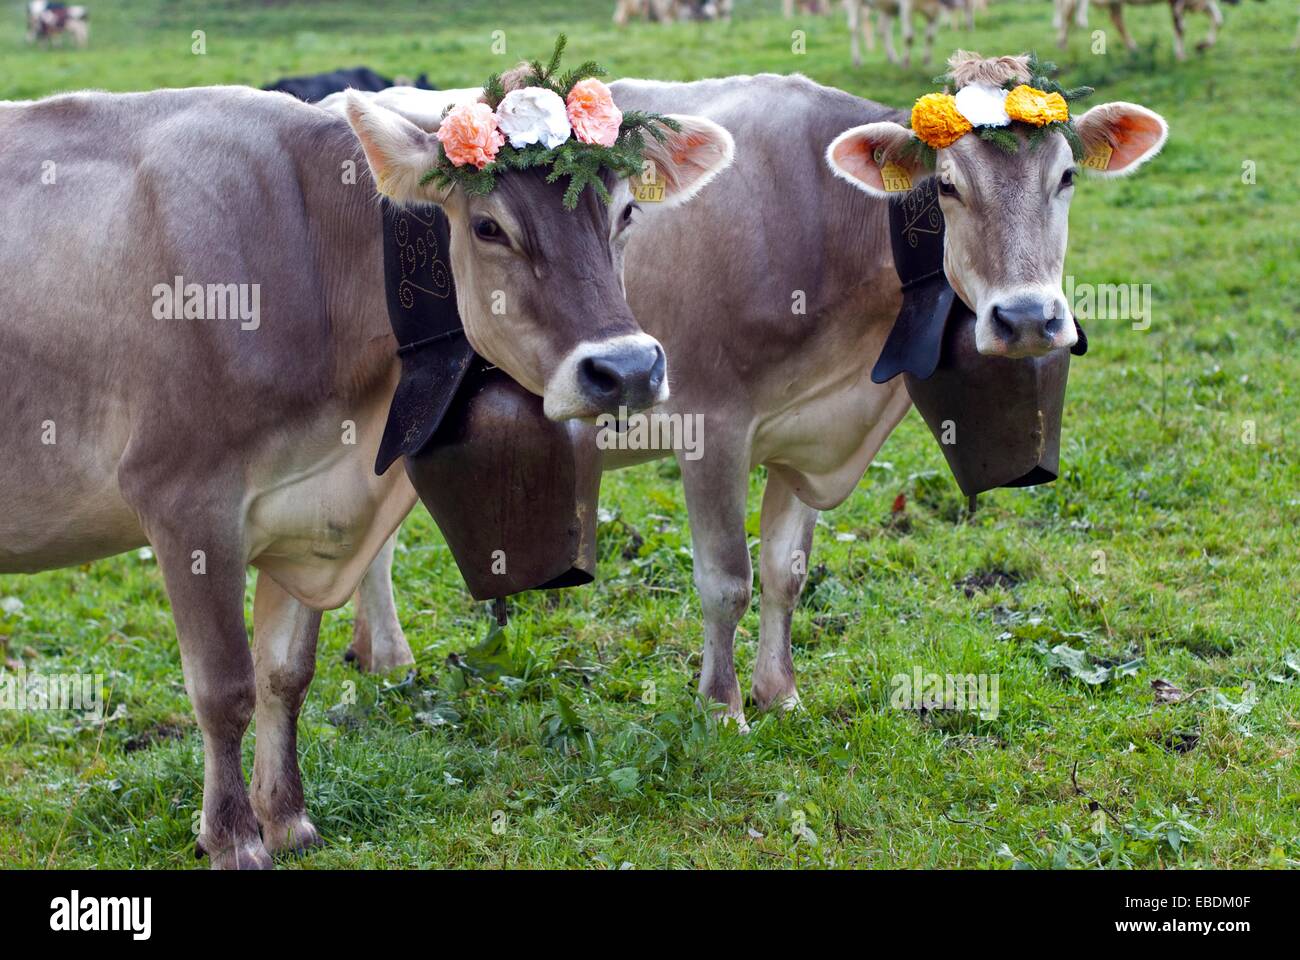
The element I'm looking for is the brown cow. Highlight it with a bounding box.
[0,84,733,867]
[1056,0,1233,60]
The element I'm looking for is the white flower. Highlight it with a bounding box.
[955,83,1011,128]
[495,86,571,150]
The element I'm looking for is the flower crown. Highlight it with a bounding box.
[420,35,677,210]
[906,53,1093,165]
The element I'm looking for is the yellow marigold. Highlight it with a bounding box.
[1004,85,1069,127]
[910,92,972,149]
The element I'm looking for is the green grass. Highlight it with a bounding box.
[2,0,1298,869]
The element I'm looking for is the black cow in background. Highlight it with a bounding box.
[263,66,434,103]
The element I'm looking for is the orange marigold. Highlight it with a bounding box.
[910,93,972,149]
[1004,85,1069,127]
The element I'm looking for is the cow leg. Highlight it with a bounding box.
[1109,5,1138,52]
[921,12,939,67]
[250,570,323,855]
[151,527,270,870]
[679,442,752,728]
[344,534,414,673]
[1197,1,1221,51]
[848,0,863,67]
[899,3,915,68]
[1055,0,1073,47]
[1171,0,1187,60]
[753,470,818,712]
[880,13,902,66]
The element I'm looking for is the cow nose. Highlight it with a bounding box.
[990,298,1061,353]
[576,341,665,413]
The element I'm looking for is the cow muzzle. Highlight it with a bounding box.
[544,333,669,420]
[977,292,1077,359]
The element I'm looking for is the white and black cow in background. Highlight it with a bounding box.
[25,1,89,47]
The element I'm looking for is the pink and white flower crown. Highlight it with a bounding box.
[421,35,677,210]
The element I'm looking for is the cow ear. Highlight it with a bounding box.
[1073,102,1168,178]
[344,91,450,204]
[826,121,929,199]
[635,115,735,207]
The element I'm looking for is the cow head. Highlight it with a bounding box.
[827,98,1166,358]
[345,93,734,418]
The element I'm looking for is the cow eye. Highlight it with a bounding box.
[472,217,505,243]
[1059,167,1077,190]
[622,203,637,223]
[937,179,959,199]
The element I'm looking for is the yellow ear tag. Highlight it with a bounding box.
[631,174,666,203]
[1082,141,1114,172]
[879,161,913,193]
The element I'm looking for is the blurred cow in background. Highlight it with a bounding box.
[26,1,89,48]
[614,0,677,22]
[784,0,835,14]
[614,0,732,24]
[1056,0,1234,60]
[848,0,974,68]
[263,66,435,103]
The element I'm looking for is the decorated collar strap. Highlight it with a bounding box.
[421,34,678,210]
[906,54,1093,164]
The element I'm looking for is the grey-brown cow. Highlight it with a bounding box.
[0,84,733,867]
[350,56,1167,732]
[1055,0,1233,61]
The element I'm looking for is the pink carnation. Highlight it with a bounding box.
[565,78,623,147]
[436,102,505,169]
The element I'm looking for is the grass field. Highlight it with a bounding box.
[1,0,1297,869]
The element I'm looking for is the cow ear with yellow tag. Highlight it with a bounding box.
[1073,102,1168,179]
[825,121,930,200]
[630,114,735,208]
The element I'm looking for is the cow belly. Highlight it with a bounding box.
[755,375,912,511]
[246,445,418,612]
[0,483,144,573]
[0,387,144,572]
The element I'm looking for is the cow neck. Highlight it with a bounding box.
[299,127,406,404]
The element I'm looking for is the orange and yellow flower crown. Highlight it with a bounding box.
[907,52,1092,162]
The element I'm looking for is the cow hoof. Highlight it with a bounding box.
[345,625,415,674]
[202,837,274,870]
[752,690,802,714]
[721,710,750,734]
[776,693,803,714]
[751,673,801,714]
[262,814,323,856]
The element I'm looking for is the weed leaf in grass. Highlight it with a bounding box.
[447,620,517,682]
[1151,678,1188,704]
[1268,651,1300,684]
[1212,684,1258,718]
[1039,643,1143,685]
